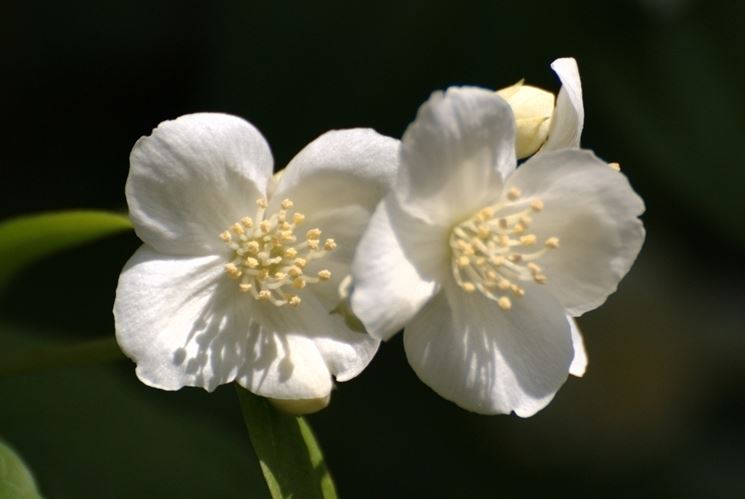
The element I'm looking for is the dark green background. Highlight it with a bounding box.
[2,0,744,497]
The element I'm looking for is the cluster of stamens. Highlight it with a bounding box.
[219,198,335,307]
[449,187,560,311]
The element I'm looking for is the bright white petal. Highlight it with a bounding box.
[507,149,645,315]
[398,87,514,225]
[114,246,373,399]
[543,58,584,151]
[127,113,274,256]
[404,281,573,416]
[568,316,587,377]
[273,128,398,208]
[350,197,446,341]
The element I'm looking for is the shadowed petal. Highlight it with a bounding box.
[351,197,446,340]
[404,281,573,416]
[115,246,374,399]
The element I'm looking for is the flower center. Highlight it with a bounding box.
[219,197,335,307]
[449,187,559,310]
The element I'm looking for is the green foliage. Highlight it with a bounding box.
[0,211,132,292]
[237,387,337,499]
[0,440,43,499]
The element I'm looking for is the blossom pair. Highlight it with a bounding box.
[114,58,645,416]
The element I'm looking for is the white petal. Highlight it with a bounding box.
[507,149,645,315]
[272,128,398,207]
[114,245,231,391]
[350,197,446,341]
[259,291,380,385]
[115,246,375,399]
[404,282,573,416]
[568,316,587,377]
[543,58,584,151]
[127,113,274,256]
[397,87,514,225]
[268,129,400,309]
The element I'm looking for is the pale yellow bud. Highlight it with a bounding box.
[269,394,331,415]
[496,81,555,159]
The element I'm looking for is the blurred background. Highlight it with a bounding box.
[2,0,744,497]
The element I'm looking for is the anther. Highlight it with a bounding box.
[224,263,241,277]
[490,255,505,266]
[507,187,522,201]
[462,282,476,293]
[527,262,542,274]
[497,296,512,310]
[457,255,470,267]
[545,237,560,249]
[520,234,537,246]
[530,199,544,212]
[220,198,335,308]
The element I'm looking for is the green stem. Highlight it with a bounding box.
[236,385,338,499]
[0,337,125,375]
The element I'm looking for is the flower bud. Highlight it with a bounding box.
[269,393,331,415]
[496,81,555,159]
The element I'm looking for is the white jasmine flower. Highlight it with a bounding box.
[350,88,644,416]
[497,57,584,158]
[114,113,398,406]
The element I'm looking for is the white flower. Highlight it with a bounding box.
[114,113,398,407]
[350,88,644,416]
[496,57,584,158]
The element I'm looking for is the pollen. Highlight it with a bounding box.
[219,197,336,307]
[449,190,559,310]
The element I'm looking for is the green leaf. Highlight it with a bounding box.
[236,386,338,499]
[0,440,44,499]
[0,210,132,291]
